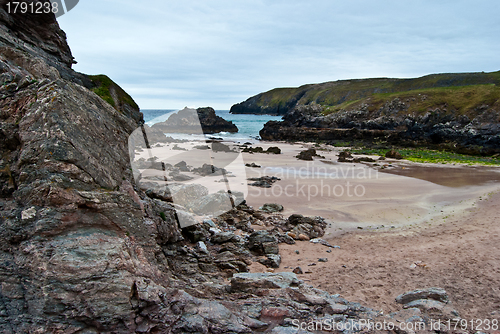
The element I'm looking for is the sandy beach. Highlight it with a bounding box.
[135,138,500,319]
[240,141,500,320]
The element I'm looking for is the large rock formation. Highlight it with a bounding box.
[260,104,500,155]
[151,107,238,134]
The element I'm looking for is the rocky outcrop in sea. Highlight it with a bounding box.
[151,106,238,134]
[260,104,500,155]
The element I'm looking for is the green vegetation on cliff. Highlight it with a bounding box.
[231,71,500,116]
[89,74,139,112]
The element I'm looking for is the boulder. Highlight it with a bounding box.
[395,287,449,305]
[258,254,282,268]
[230,272,302,292]
[259,203,284,213]
[296,148,324,161]
[248,231,279,255]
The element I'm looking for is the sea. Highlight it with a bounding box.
[142,109,282,143]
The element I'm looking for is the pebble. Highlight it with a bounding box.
[308,263,317,266]
[326,250,332,253]
[318,258,328,262]
[293,267,303,274]
[295,250,300,254]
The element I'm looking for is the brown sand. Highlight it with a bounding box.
[273,190,500,320]
[244,142,500,321]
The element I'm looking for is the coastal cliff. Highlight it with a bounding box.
[230,72,500,116]
[0,7,465,333]
[231,72,500,154]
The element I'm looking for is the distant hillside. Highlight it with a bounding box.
[230,71,500,116]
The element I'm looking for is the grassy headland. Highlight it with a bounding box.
[231,70,500,118]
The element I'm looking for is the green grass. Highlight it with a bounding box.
[352,148,500,165]
[89,74,139,111]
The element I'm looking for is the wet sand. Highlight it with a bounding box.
[242,142,500,236]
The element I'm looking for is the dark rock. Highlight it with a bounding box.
[318,258,328,262]
[248,176,281,188]
[267,146,282,154]
[293,267,303,274]
[151,107,238,134]
[338,151,353,162]
[245,162,261,168]
[259,203,284,213]
[211,232,237,244]
[248,231,279,255]
[258,254,281,268]
[242,146,281,154]
[385,149,404,159]
[296,148,324,161]
[285,214,327,239]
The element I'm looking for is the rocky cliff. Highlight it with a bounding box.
[260,98,500,155]
[0,6,464,333]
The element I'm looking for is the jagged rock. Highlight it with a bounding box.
[285,214,327,239]
[151,107,238,134]
[245,162,261,168]
[191,163,227,176]
[231,272,302,292]
[258,254,282,268]
[258,104,500,156]
[211,231,237,244]
[293,267,303,274]
[190,192,234,216]
[259,203,284,213]
[248,231,279,255]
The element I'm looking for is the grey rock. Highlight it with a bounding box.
[211,232,237,244]
[259,203,284,213]
[396,287,449,305]
[248,230,279,255]
[231,272,302,292]
[258,254,281,268]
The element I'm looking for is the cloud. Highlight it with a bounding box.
[58,0,500,109]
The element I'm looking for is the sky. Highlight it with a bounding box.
[58,0,500,110]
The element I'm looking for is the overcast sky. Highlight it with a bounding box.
[58,0,500,110]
